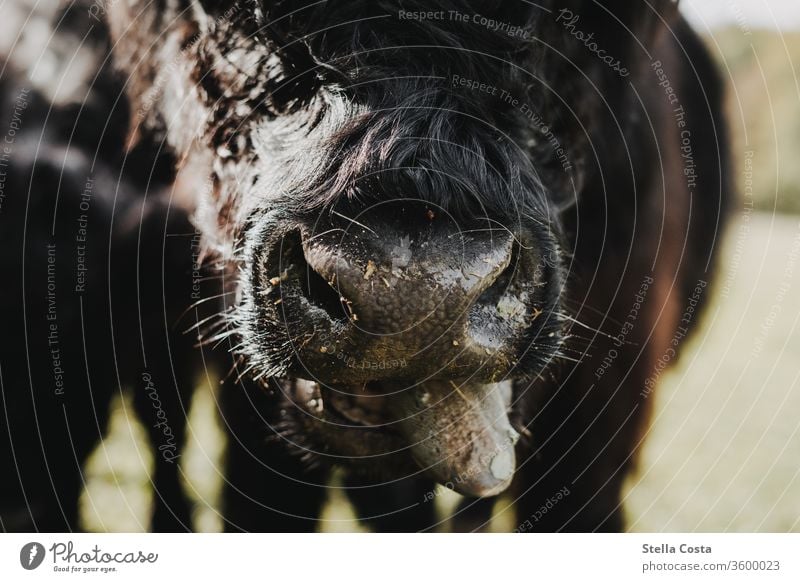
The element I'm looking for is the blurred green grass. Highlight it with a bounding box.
[80,213,800,532]
[625,212,800,532]
[711,28,800,213]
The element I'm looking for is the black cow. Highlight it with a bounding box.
[0,0,730,532]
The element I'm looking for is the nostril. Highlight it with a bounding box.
[282,232,345,321]
[468,243,530,348]
[475,242,520,307]
[302,257,346,320]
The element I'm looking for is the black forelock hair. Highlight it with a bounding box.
[289,89,552,224]
[230,0,564,223]
[191,0,680,242]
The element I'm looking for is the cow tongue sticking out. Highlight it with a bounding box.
[389,380,519,497]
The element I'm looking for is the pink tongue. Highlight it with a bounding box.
[390,381,519,497]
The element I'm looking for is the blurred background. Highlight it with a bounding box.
[78,0,800,532]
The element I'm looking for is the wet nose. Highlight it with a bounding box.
[300,215,516,337]
[274,203,541,385]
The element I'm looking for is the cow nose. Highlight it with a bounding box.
[276,202,541,385]
[300,216,515,336]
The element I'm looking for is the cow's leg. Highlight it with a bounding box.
[131,364,194,532]
[221,378,329,532]
[511,389,632,532]
[122,202,206,532]
[449,497,498,532]
[343,475,438,532]
[0,365,101,532]
[0,153,114,532]
[0,282,114,533]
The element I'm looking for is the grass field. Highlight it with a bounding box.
[79,212,800,532]
[625,212,800,532]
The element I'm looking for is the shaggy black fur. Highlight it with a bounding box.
[0,0,731,532]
